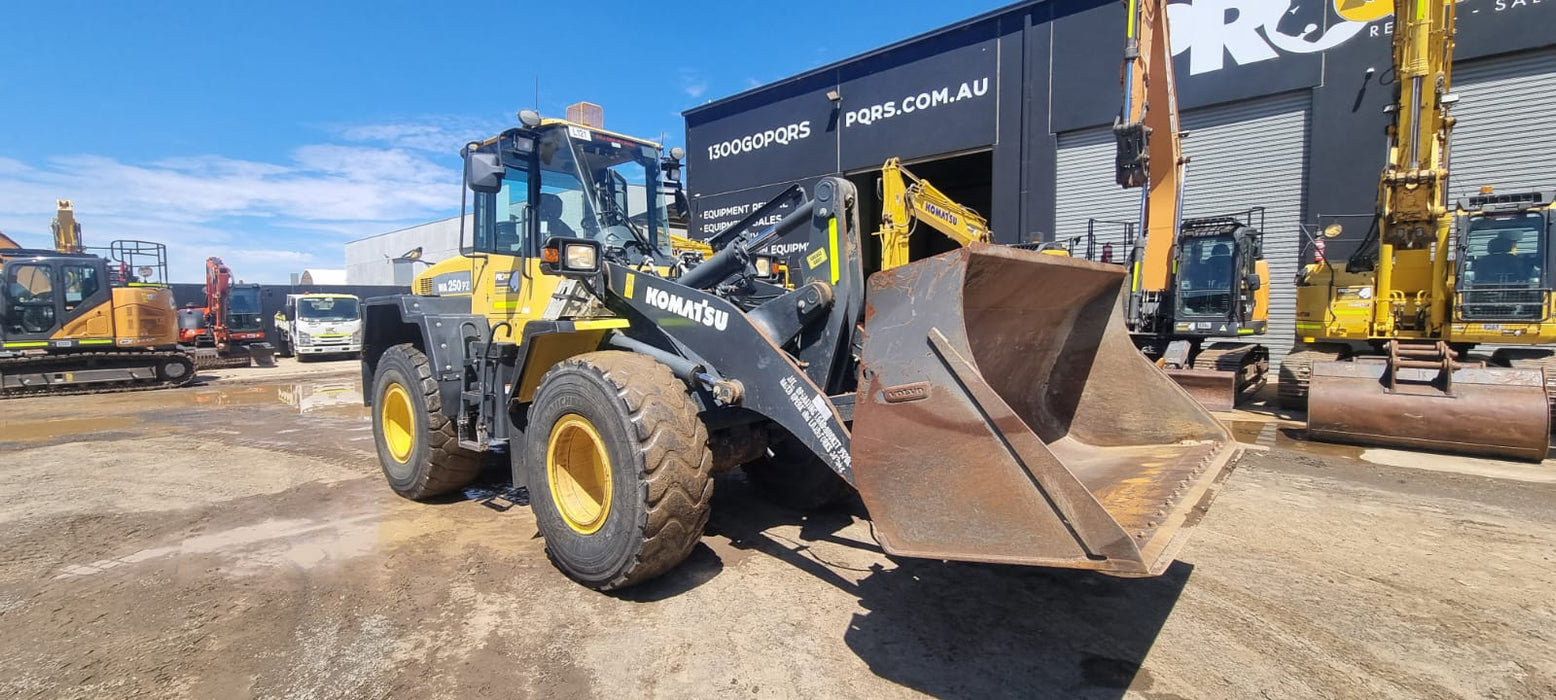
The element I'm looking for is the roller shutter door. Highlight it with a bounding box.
[1448,48,1556,199]
[1054,91,1310,370]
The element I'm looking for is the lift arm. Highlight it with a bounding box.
[1113,0,1184,293]
[51,200,84,254]
[876,157,991,271]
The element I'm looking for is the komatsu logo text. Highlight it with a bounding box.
[644,287,729,331]
[922,202,959,227]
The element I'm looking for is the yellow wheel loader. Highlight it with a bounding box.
[360,112,1240,591]
[1284,0,1552,461]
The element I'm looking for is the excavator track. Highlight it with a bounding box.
[0,349,196,399]
[1277,343,1347,410]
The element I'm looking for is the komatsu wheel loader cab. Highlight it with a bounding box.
[360,111,1240,592]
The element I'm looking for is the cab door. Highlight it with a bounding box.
[54,261,114,340]
[2,260,64,344]
[474,143,568,342]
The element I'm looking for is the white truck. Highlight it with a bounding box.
[274,293,362,360]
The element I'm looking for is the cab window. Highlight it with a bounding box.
[62,264,99,311]
[492,167,533,255]
[5,263,56,333]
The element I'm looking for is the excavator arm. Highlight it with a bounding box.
[51,200,84,254]
[1113,0,1183,294]
[876,157,990,270]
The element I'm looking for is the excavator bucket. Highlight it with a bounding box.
[851,245,1239,576]
[1307,359,1549,462]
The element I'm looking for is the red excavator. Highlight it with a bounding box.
[179,257,275,369]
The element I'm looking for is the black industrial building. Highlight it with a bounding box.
[682,0,1556,369]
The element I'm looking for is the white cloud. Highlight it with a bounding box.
[0,119,480,283]
[333,115,507,153]
[679,68,709,99]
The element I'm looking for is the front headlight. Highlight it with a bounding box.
[351,330,362,343]
[564,242,598,271]
[298,332,312,344]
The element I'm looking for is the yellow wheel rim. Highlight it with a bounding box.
[547,413,613,534]
[381,382,416,463]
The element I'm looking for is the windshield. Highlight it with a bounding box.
[1176,236,1236,317]
[229,287,261,314]
[1460,212,1545,288]
[536,126,671,259]
[227,286,263,330]
[298,297,359,322]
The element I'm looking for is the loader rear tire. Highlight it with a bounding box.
[742,433,853,511]
[526,351,713,591]
[372,343,480,500]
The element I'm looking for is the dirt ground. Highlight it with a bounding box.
[1,361,1554,699]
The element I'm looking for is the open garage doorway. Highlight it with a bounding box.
[846,149,993,276]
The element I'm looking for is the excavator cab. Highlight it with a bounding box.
[1170,215,1267,337]
[1455,193,1554,323]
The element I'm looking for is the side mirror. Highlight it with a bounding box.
[465,152,504,194]
[1246,273,1262,290]
[541,237,603,277]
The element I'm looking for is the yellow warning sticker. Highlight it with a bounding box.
[623,272,636,299]
[806,248,828,270]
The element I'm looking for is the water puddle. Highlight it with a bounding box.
[0,415,142,441]
[1228,420,1365,460]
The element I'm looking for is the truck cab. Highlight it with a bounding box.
[276,293,361,359]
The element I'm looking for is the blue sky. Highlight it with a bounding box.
[0,0,1009,282]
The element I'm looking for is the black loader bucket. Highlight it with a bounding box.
[1307,347,1549,462]
[851,244,1239,577]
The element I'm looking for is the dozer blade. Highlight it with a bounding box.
[189,347,252,370]
[1307,360,1550,462]
[246,343,277,368]
[1164,368,1241,413]
[851,245,1239,577]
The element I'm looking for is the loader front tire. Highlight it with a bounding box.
[526,351,713,591]
[372,343,480,500]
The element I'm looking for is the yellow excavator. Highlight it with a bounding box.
[1094,0,1272,411]
[875,157,996,269]
[1284,0,1553,461]
[356,110,1240,591]
[1,204,193,397]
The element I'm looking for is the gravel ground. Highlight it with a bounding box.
[0,365,1552,699]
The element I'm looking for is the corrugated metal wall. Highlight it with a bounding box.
[1448,48,1556,199]
[1053,92,1311,370]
